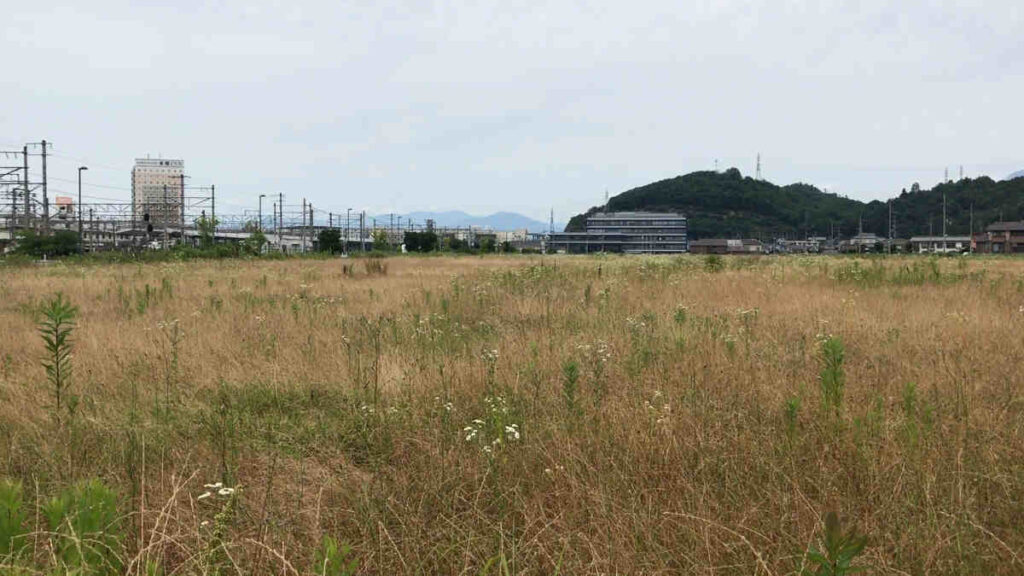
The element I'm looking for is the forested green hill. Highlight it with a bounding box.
[566,168,1024,239]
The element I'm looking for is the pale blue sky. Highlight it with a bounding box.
[3,1,1022,222]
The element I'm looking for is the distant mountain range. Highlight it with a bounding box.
[1006,170,1024,181]
[373,210,560,232]
[567,168,1024,239]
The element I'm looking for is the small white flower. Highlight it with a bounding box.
[204,482,223,489]
[197,492,212,500]
[218,487,235,496]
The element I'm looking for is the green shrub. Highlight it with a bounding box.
[44,479,123,575]
[0,479,28,559]
[39,293,78,429]
[704,254,725,273]
[312,536,358,576]
[819,336,845,416]
[801,512,868,575]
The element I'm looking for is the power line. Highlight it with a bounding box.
[49,175,132,192]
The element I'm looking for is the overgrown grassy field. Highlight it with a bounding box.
[0,254,1022,574]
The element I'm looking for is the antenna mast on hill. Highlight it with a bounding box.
[549,208,554,234]
[945,167,949,182]
[959,165,964,180]
[604,189,609,213]
[756,153,762,180]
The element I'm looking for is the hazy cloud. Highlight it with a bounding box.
[3,0,1022,220]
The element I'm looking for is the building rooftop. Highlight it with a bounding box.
[134,158,183,168]
[587,211,685,219]
[690,238,761,246]
[986,221,1024,232]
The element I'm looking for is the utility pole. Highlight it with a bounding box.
[22,146,29,227]
[970,203,974,254]
[888,200,893,254]
[346,208,352,255]
[179,173,186,243]
[163,184,169,250]
[360,211,365,252]
[88,208,93,252]
[41,140,49,231]
[211,184,216,240]
[942,192,947,252]
[258,194,266,231]
[77,166,88,253]
[309,203,314,252]
[278,192,283,251]
[329,212,333,229]
[301,198,307,253]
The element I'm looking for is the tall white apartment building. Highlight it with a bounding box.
[132,158,184,227]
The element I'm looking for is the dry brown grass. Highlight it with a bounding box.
[0,254,1023,574]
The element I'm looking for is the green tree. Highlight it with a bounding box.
[318,229,342,253]
[243,229,267,255]
[372,229,390,251]
[404,231,438,253]
[13,230,79,257]
[195,214,220,249]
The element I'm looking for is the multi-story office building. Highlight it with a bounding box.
[549,211,688,254]
[132,158,184,227]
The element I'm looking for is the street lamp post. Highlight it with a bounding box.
[77,166,88,253]
[258,194,266,231]
[346,208,352,255]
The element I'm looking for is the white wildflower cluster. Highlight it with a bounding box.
[414,315,440,338]
[484,395,509,415]
[644,390,672,425]
[841,289,858,306]
[197,482,235,501]
[155,318,180,331]
[433,396,455,413]
[462,396,520,455]
[463,419,484,442]
[815,319,833,344]
[575,340,612,364]
[626,315,648,330]
[543,464,565,475]
[481,349,500,362]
